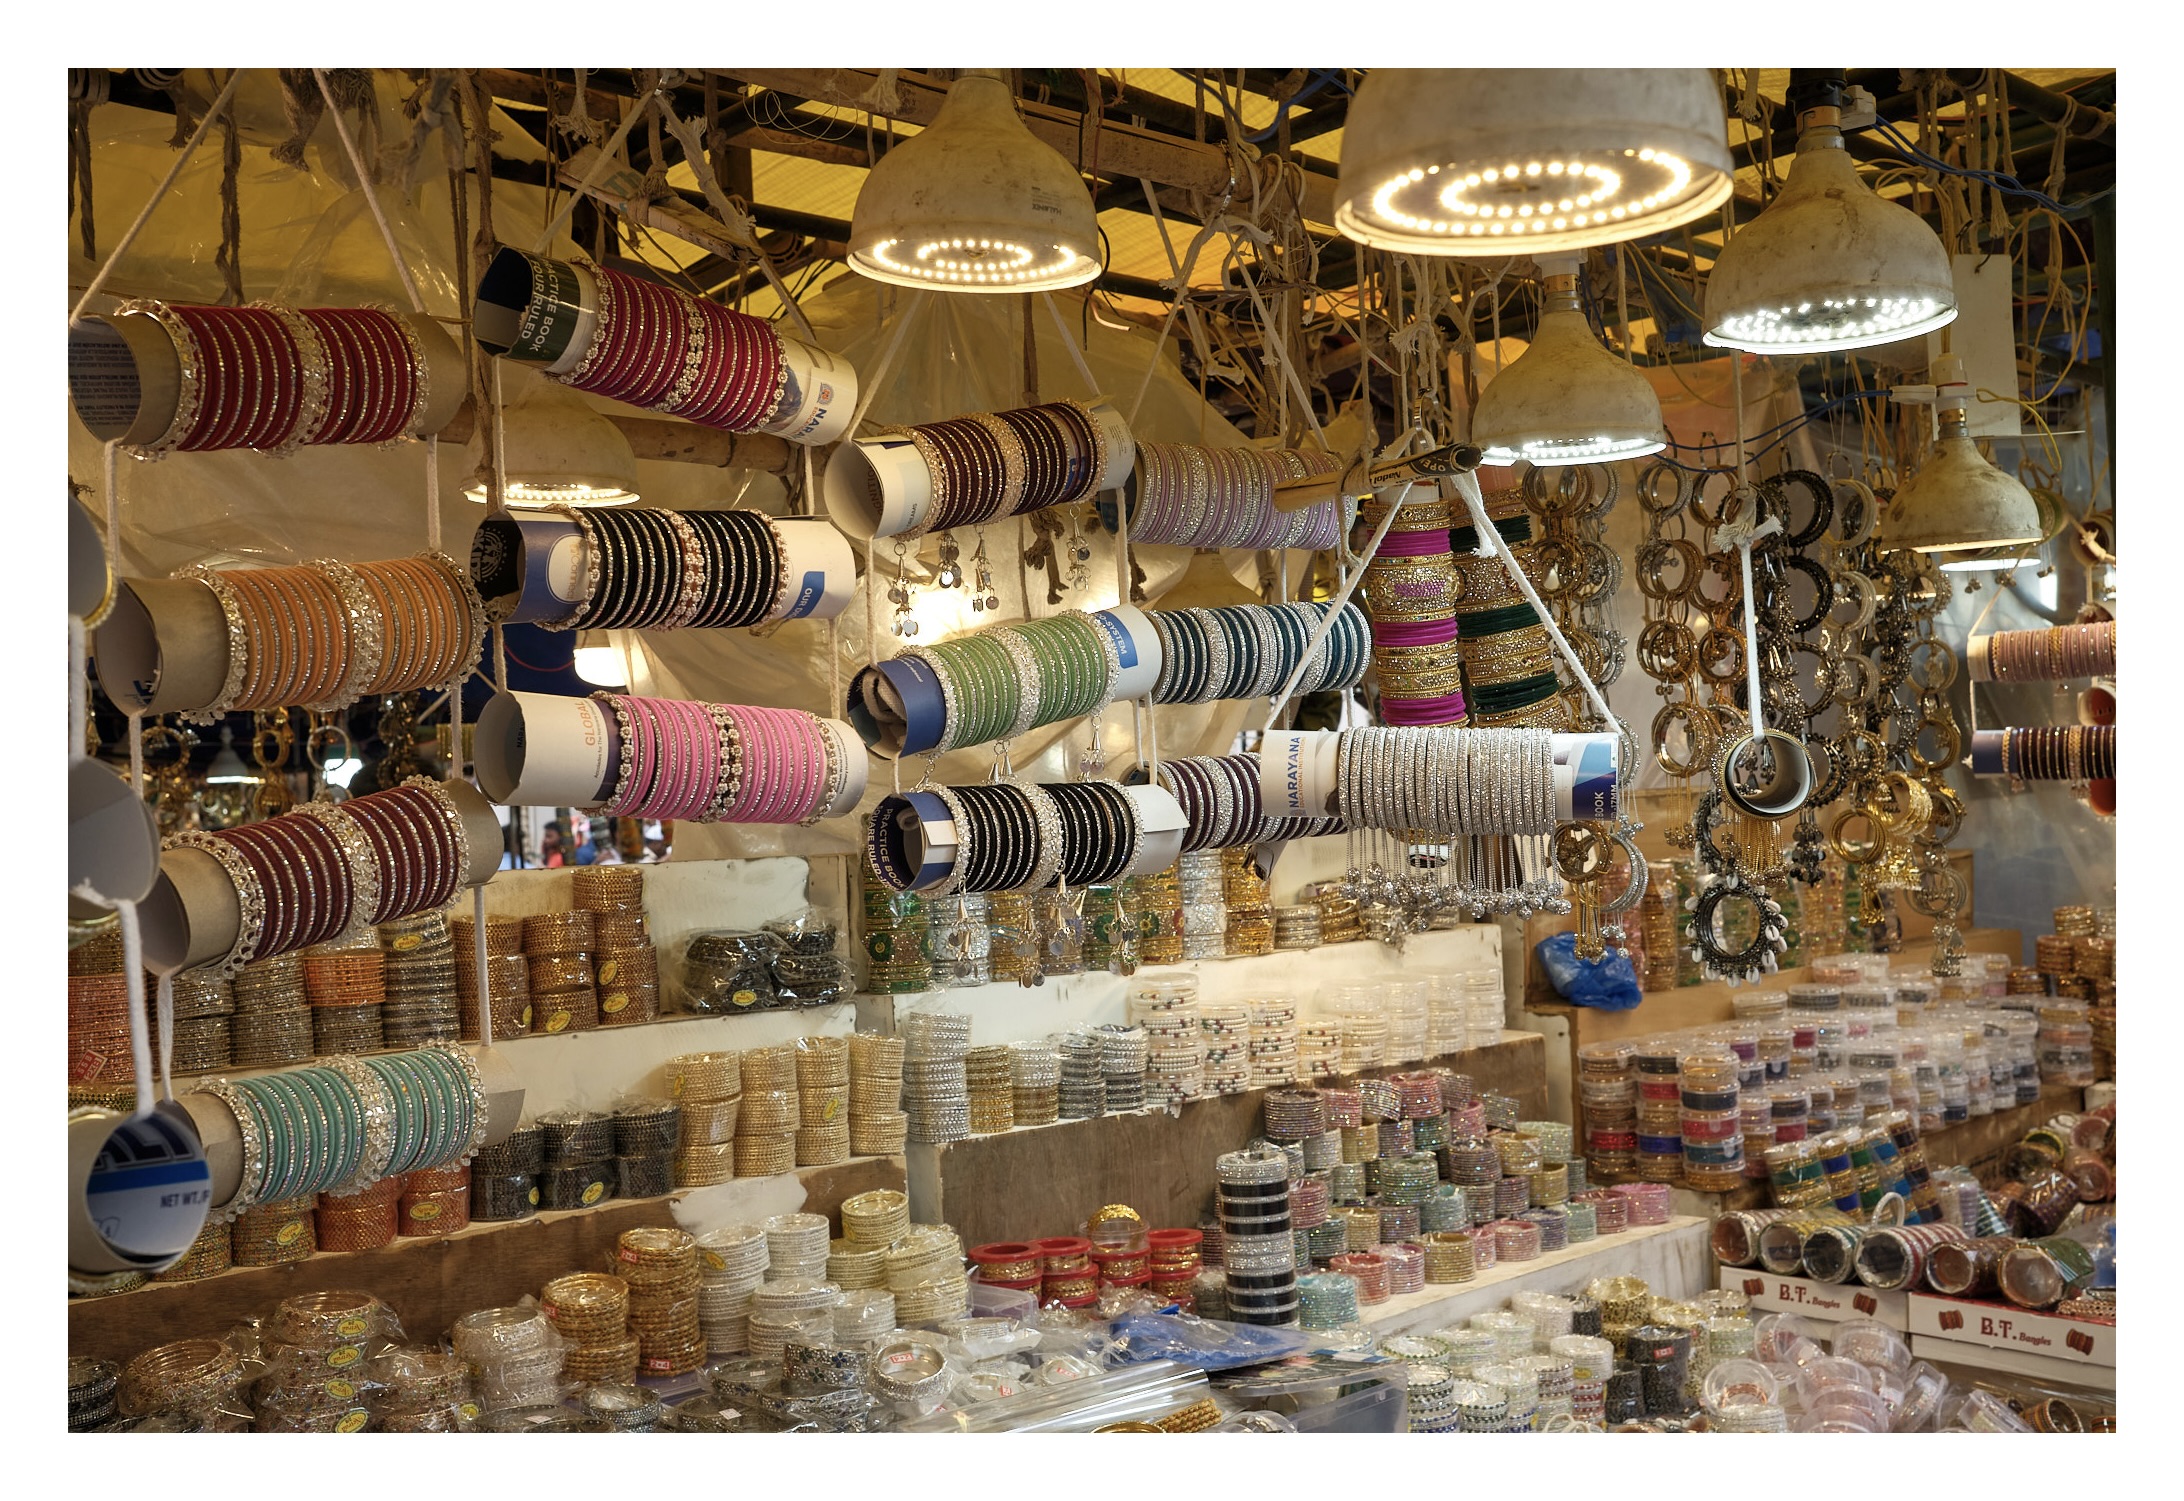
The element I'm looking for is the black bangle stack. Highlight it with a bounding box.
[951,784,1042,892]
[1046,781,1137,886]
[681,509,783,628]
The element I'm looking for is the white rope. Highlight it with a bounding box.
[1451,469,1617,729]
[156,969,177,1104]
[311,69,426,316]
[845,289,929,437]
[425,433,442,554]
[69,69,244,326]
[1266,475,1411,728]
[1039,293,1103,398]
[1729,356,1766,745]
[1238,268,1328,451]
[533,85,658,255]
[69,614,90,767]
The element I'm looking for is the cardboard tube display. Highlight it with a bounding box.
[824,397,1137,543]
[473,691,622,808]
[68,759,162,917]
[67,306,463,449]
[468,515,590,626]
[848,606,1162,758]
[176,1044,523,1217]
[68,1102,213,1276]
[69,497,112,624]
[93,576,229,716]
[1118,783,1188,877]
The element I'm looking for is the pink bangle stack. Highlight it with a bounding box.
[563,266,785,431]
[592,695,843,825]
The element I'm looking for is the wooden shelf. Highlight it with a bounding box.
[907,1033,1546,1250]
[67,1155,904,1365]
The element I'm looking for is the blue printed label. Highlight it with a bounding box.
[781,570,827,621]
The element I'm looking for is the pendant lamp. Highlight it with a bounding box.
[1334,68,1734,256]
[1471,256,1667,466]
[1881,355,2042,557]
[462,367,639,508]
[1704,78,1957,353]
[849,70,1101,292]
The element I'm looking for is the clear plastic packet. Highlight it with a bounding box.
[672,929,786,1015]
[1108,1309,1312,1371]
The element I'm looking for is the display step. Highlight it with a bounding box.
[65,1154,905,1365]
[1364,1215,1712,1338]
[906,1032,1546,1249]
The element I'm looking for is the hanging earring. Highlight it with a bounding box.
[970,527,1000,614]
[934,530,964,591]
[888,540,918,637]
[1065,504,1093,593]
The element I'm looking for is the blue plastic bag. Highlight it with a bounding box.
[1534,931,1643,1010]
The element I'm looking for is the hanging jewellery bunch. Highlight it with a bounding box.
[1520,464,1626,701]
[1633,460,1728,856]
[1681,485,1811,984]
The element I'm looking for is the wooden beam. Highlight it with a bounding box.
[712,67,1339,223]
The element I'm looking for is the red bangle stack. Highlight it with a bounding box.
[120,301,428,453]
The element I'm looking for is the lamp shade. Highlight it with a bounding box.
[1334,68,1734,255]
[849,70,1101,293]
[1472,269,1667,466]
[1880,430,2044,556]
[462,367,639,508]
[1704,125,1958,353]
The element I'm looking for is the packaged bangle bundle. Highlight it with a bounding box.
[1119,441,1346,550]
[824,396,1133,542]
[70,299,460,456]
[476,248,853,447]
[865,778,1184,895]
[376,910,460,1047]
[1456,519,1573,731]
[105,551,484,725]
[479,691,864,827]
[156,787,482,991]
[165,969,234,1076]
[849,606,1154,757]
[315,1176,401,1253]
[1147,601,1372,707]
[472,506,851,631]
[1359,496,1470,728]
[675,930,784,1015]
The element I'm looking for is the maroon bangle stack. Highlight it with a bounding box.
[124,302,427,452]
[562,265,784,433]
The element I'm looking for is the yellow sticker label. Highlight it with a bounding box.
[703,1250,726,1271]
[411,1201,442,1221]
[337,1316,368,1338]
[581,1181,607,1205]
[669,1075,685,1098]
[459,1402,481,1423]
[335,1409,370,1433]
[598,958,620,984]
[603,992,629,1014]
[731,989,758,1009]
[527,1186,541,1205]
[392,933,424,952]
[326,1379,357,1401]
[824,1097,841,1122]
[520,1004,534,1029]
[546,1009,571,1033]
[326,1345,362,1369]
[276,1219,307,1246]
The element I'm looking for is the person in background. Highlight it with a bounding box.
[570,822,600,866]
[539,820,567,869]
